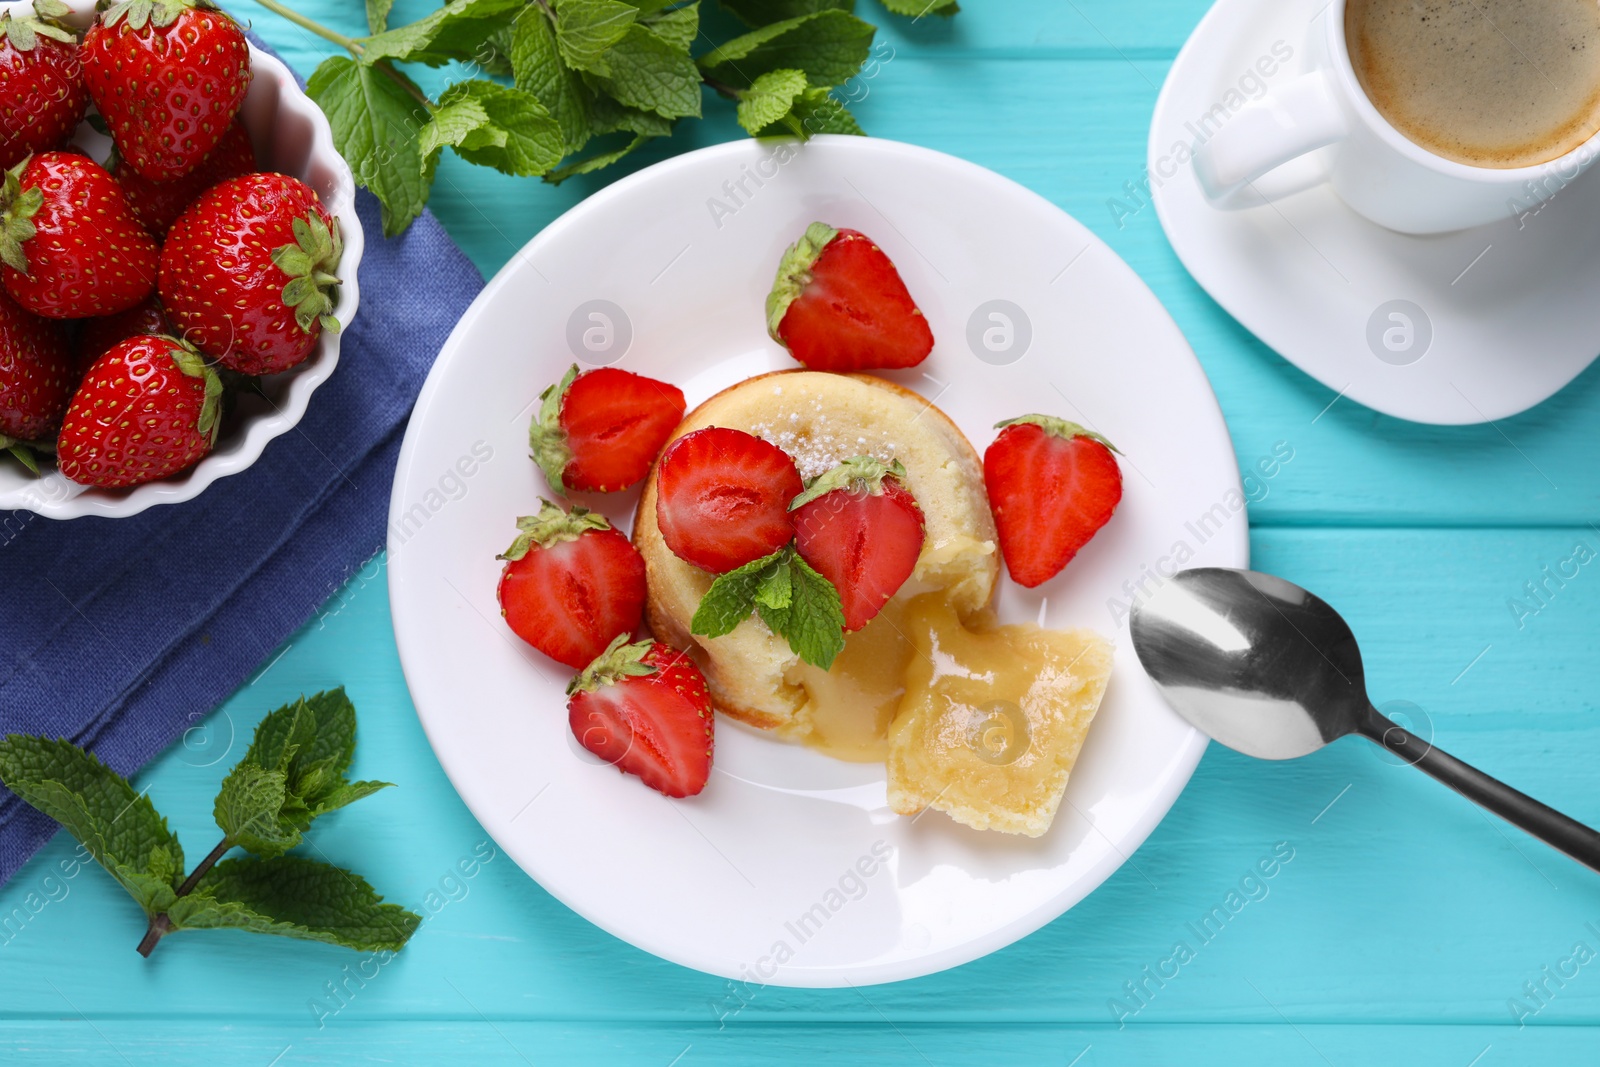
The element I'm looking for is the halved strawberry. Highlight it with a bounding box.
[496,500,647,670]
[984,415,1123,588]
[766,222,934,372]
[655,426,804,574]
[791,456,925,631]
[567,636,714,799]
[529,364,685,494]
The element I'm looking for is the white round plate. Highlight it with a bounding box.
[389,137,1246,987]
[1150,0,1600,425]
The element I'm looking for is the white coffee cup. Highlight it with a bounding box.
[1192,0,1600,234]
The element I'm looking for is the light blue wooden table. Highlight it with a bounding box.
[5,1,1599,1062]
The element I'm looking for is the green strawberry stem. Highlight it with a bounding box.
[135,836,232,957]
[499,499,611,560]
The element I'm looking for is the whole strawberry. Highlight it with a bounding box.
[767,222,934,372]
[112,117,255,240]
[567,636,715,799]
[57,333,222,487]
[0,151,159,318]
[81,0,251,182]
[984,415,1123,588]
[0,0,90,172]
[496,500,649,670]
[529,363,686,495]
[791,456,925,632]
[160,172,342,375]
[0,287,73,471]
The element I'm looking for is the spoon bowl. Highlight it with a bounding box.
[1130,568,1369,759]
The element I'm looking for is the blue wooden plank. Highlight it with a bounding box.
[0,1019,1578,1067]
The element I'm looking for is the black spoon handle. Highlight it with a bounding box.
[1358,705,1600,874]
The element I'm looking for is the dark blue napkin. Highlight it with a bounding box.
[0,41,484,887]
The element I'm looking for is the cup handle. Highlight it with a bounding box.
[1192,71,1349,205]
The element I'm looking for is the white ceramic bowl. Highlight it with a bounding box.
[0,0,362,519]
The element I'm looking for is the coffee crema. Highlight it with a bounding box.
[1346,0,1600,168]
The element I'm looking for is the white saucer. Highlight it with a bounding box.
[388,137,1246,987]
[1150,0,1600,426]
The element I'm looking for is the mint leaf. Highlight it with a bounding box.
[243,695,316,774]
[307,780,392,819]
[720,0,853,26]
[689,548,845,667]
[786,86,863,135]
[147,844,180,887]
[545,134,652,182]
[554,0,639,74]
[753,556,793,611]
[359,0,527,67]
[0,736,184,914]
[214,762,301,859]
[511,7,592,152]
[690,549,782,637]
[419,88,494,159]
[169,856,421,952]
[737,67,807,134]
[759,553,845,668]
[366,0,394,33]
[243,689,363,786]
[587,93,674,136]
[698,10,874,88]
[429,81,564,176]
[877,0,958,16]
[471,26,519,77]
[307,56,434,237]
[641,1,699,50]
[296,689,360,779]
[589,24,703,119]
[230,689,392,845]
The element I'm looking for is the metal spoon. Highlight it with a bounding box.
[1129,566,1600,873]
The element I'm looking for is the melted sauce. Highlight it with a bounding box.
[783,599,916,762]
[783,591,1101,774]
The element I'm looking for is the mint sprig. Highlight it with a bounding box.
[0,689,418,958]
[248,0,958,235]
[691,545,846,668]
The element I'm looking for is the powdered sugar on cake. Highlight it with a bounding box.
[747,384,901,481]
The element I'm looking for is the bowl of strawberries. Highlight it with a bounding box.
[0,0,362,518]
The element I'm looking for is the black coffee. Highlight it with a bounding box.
[1346,0,1600,168]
